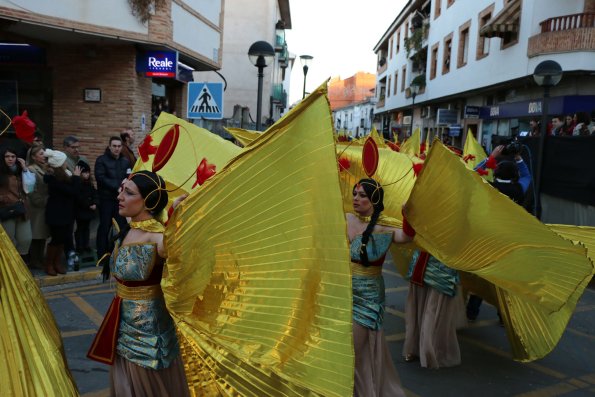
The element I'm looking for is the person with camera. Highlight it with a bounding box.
[467,143,531,321]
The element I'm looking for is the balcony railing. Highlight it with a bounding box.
[272,84,287,107]
[540,13,595,33]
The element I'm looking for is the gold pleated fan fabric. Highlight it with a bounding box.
[405,142,595,361]
[400,127,421,156]
[224,127,262,147]
[163,83,354,396]
[133,112,242,195]
[0,227,78,396]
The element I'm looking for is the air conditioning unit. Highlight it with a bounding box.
[403,115,412,125]
[421,106,431,119]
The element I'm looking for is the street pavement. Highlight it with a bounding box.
[41,259,595,397]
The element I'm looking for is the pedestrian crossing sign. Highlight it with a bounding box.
[187,82,224,119]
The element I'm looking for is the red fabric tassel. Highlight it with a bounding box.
[338,156,350,171]
[11,111,36,143]
[477,168,489,176]
[87,296,122,365]
[412,162,424,177]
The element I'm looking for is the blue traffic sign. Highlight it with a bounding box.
[187,82,224,119]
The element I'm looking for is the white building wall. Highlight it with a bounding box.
[172,2,221,63]
[0,0,147,33]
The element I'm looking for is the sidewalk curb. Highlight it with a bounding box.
[35,268,102,288]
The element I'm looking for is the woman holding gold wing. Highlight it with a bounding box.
[87,170,190,397]
[347,178,414,397]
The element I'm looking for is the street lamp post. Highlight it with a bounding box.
[532,60,562,219]
[248,41,275,131]
[300,55,313,99]
[409,84,420,136]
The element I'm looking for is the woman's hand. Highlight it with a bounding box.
[491,145,504,158]
[16,158,26,169]
[73,165,82,177]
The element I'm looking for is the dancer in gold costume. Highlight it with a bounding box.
[88,170,189,396]
[347,178,413,397]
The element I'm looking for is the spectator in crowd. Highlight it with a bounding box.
[120,129,137,167]
[75,160,97,256]
[563,114,576,135]
[43,149,81,276]
[33,132,43,145]
[95,136,131,259]
[573,112,591,136]
[0,147,32,264]
[63,135,87,267]
[529,119,540,137]
[550,115,565,136]
[590,110,595,134]
[26,143,50,269]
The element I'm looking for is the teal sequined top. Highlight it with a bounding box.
[111,243,180,370]
[350,232,393,330]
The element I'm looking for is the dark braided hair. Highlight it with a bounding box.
[354,178,385,266]
[101,170,168,280]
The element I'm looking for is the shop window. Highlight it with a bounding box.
[442,33,453,75]
[457,20,471,68]
[430,42,439,80]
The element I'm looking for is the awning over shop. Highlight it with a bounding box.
[479,0,521,38]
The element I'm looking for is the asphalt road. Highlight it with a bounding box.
[42,261,595,397]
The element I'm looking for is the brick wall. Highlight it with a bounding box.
[528,27,595,57]
[585,0,595,13]
[48,45,151,171]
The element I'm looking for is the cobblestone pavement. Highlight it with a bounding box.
[42,260,595,396]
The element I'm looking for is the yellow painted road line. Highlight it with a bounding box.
[61,329,97,338]
[81,388,110,397]
[386,332,406,342]
[579,372,595,385]
[460,336,567,380]
[513,382,577,397]
[386,286,409,293]
[45,282,106,296]
[385,307,406,319]
[67,295,105,326]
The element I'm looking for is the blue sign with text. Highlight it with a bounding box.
[187,82,224,119]
[136,51,177,78]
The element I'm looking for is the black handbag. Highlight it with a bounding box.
[0,201,26,221]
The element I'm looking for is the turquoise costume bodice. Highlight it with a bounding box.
[350,232,393,330]
[406,250,460,297]
[350,232,393,265]
[111,243,179,370]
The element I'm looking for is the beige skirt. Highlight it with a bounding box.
[353,322,406,397]
[403,284,467,369]
[110,355,190,397]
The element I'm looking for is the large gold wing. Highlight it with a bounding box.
[0,227,78,396]
[163,83,354,396]
[405,142,595,361]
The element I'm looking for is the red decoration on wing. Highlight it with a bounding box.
[463,154,476,163]
[420,142,426,154]
[362,137,379,177]
[386,141,400,152]
[338,156,350,172]
[337,135,349,142]
[192,157,216,188]
[412,162,424,177]
[152,124,180,172]
[11,111,36,143]
[485,155,498,170]
[477,168,489,176]
[138,135,157,162]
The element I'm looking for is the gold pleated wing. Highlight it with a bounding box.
[225,127,262,147]
[462,129,487,171]
[133,112,242,195]
[163,83,354,396]
[0,227,78,396]
[405,141,595,361]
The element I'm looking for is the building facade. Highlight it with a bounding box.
[328,72,377,111]
[332,97,378,139]
[193,0,292,134]
[373,0,595,149]
[0,0,222,164]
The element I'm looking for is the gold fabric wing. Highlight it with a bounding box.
[405,142,595,361]
[163,83,354,396]
[0,227,78,396]
[225,127,262,147]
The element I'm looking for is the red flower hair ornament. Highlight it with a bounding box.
[192,157,216,188]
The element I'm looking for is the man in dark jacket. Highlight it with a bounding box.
[94,136,131,258]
